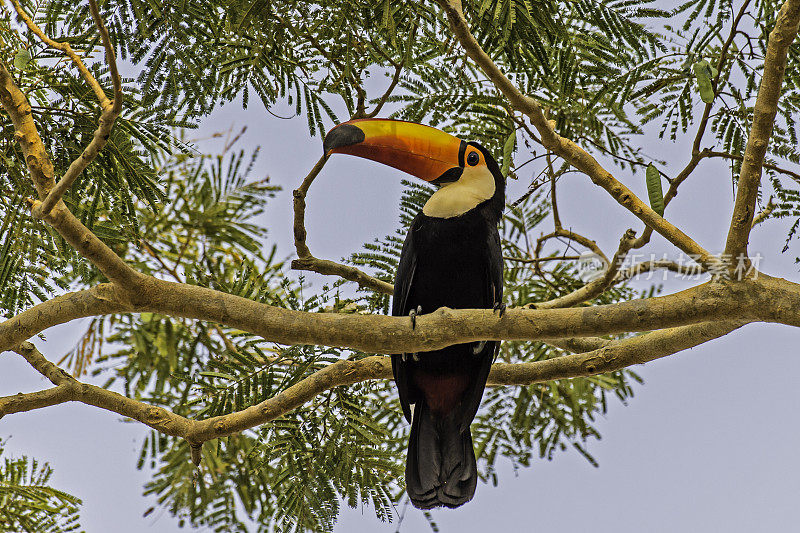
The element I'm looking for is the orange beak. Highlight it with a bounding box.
[323,119,466,184]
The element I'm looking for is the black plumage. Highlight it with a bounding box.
[391,142,505,509]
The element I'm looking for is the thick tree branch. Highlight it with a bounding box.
[488,321,745,385]
[0,62,55,196]
[0,285,130,352]
[1,320,740,448]
[28,198,144,287]
[6,274,800,360]
[725,0,800,261]
[34,0,123,217]
[433,0,722,272]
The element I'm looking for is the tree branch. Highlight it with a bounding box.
[690,0,753,157]
[1,343,192,438]
[0,385,74,416]
[488,320,745,385]
[291,155,394,294]
[537,229,637,309]
[365,61,403,119]
[433,0,722,272]
[725,0,800,261]
[543,336,610,353]
[0,58,144,287]
[707,150,800,185]
[547,151,562,229]
[535,228,610,267]
[8,0,111,108]
[1,320,742,449]
[0,62,55,196]
[7,273,800,360]
[34,0,123,218]
[752,197,776,227]
[617,259,698,281]
[0,285,130,353]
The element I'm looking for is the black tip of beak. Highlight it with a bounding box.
[323,123,366,154]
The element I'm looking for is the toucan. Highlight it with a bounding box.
[323,118,505,509]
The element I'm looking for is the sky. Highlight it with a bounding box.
[3,28,800,533]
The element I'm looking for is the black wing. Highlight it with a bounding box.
[391,221,418,423]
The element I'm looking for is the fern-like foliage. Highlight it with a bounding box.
[0,6,187,315]
[3,0,799,530]
[0,440,83,533]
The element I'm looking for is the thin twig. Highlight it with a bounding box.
[692,0,753,156]
[536,229,637,309]
[535,228,610,267]
[707,150,800,184]
[366,61,404,118]
[546,151,562,229]
[752,197,776,227]
[503,254,582,264]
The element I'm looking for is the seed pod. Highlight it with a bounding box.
[646,163,665,216]
[692,59,715,104]
[501,130,516,177]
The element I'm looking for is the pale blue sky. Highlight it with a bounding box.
[3,42,800,532]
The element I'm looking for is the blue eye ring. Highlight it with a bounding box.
[467,151,480,166]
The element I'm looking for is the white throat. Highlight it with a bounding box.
[422,166,495,218]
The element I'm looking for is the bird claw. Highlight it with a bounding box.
[493,302,506,318]
[409,305,422,329]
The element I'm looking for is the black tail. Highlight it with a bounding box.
[405,401,477,509]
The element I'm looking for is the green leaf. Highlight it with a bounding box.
[645,163,665,216]
[13,50,31,70]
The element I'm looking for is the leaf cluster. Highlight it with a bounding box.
[0,439,83,533]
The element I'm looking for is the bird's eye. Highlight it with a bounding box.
[467,151,480,166]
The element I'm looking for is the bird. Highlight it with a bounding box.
[323,118,505,509]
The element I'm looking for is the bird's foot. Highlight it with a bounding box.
[472,341,487,355]
[401,353,420,362]
[493,302,507,318]
[409,305,422,329]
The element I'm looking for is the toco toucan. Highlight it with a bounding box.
[323,119,505,509]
